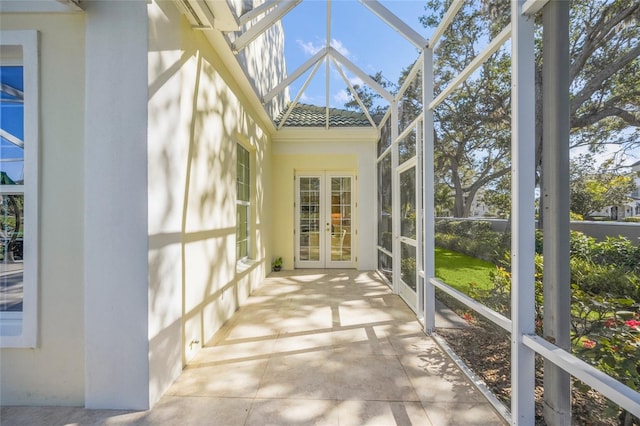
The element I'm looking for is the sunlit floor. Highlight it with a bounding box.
[1,270,505,425]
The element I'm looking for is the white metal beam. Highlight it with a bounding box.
[395,52,423,103]
[326,0,331,130]
[523,335,640,418]
[238,0,281,26]
[331,57,377,128]
[359,0,427,49]
[510,0,537,423]
[0,129,24,149]
[522,0,549,16]
[428,0,464,49]
[430,23,511,110]
[1,83,23,101]
[263,48,327,104]
[430,278,512,332]
[232,0,302,53]
[329,47,394,103]
[277,60,323,130]
[423,48,436,335]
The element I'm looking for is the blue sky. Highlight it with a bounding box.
[281,0,431,109]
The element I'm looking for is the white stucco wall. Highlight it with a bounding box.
[84,1,150,410]
[147,1,273,407]
[272,128,378,270]
[0,14,86,406]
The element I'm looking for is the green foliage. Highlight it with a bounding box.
[400,256,416,289]
[271,257,282,270]
[435,219,508,262]
[590,236,640,272]
[570,211,584,221]
[574,294,640,408]
[435,221,640,420]
[622,217,640,223]
[569,230,595,259]
[572,258,640,300]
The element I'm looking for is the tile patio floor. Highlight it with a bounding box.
[1,270,506,426]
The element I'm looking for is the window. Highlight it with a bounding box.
[1,31,39,347]
[236,144,250,260]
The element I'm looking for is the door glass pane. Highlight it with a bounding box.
[400,242,416,291]
[378,154,392,252]
[378,249,392,284]
[299,177,320,261]
[1,194,24,312]
[330,177,351,262]
[400,167,416,239]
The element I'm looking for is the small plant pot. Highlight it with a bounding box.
[273,265,282,272]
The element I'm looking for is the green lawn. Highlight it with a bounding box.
[434,247,495,294]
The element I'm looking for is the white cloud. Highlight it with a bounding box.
[333,89,351,104]
[296,39,324,56]
[329,38,350,57]
[349,76,363,86]
[299,92,312,103]
[296,38,351,58]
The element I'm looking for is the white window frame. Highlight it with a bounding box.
[236,143,251,261]
[0,31,39,348]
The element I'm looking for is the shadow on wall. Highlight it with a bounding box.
[148,3,270,398]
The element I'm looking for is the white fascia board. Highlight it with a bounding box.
[232,0,301,53]
[359,0,427,49]
[273,126,378,143]
[522,0,549,16]
[263,48,326,104]
[204,0,239,31]
[238,0,282,26]
[430,23,511,110]
[329,47,393,103]
[0,0,82,12]
[428,0,464,49]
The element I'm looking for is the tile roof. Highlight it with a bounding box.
[275,103,377,128]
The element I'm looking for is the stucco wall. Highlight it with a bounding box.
[0,14,86,405]
[147,1,272,407]
[272,130,377,270]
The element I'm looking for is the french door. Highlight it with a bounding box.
[295,172,355,269]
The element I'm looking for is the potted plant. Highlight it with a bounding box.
[271,257,283,272]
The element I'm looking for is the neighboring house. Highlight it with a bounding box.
[0,0,379,410]
[589,160,640,220]
[628,160,640,217]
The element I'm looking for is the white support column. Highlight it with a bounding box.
[510,0,536,424]
[391,101,400,294]
[84,0,149,409]
[423,48,436,334]
[542,1,572,424]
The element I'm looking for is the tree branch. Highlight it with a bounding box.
[571,43,640,116]
[570,2,640,82]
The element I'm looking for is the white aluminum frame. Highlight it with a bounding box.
[232,0,302,53]
[0,31,40,348]
[412,0,640,422]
